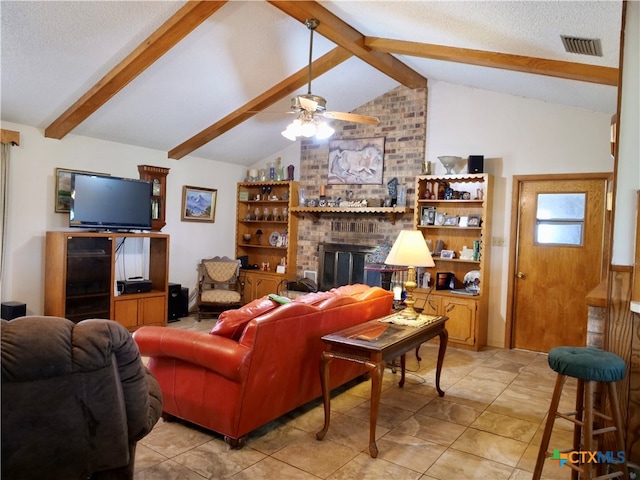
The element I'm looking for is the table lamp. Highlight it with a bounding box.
[385,230,435,318]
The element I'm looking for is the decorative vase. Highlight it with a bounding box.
[438,156,461,175]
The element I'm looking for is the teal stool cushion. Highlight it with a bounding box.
[548,347,626,382]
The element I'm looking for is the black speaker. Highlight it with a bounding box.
[468,155,484,174]
[1,301,26,320]
[168,283,188,322]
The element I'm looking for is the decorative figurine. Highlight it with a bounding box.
[387,177,398,205]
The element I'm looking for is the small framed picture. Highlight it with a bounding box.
[443,215,459,226]
[420,206,437,226]
[436,272,455,290]
[440,249,455,259]
[468,214,482,227]
[458,216,469,227]
[435,212,446,226]
[181,185,217,222]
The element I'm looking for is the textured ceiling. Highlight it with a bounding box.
[1,1,622,166]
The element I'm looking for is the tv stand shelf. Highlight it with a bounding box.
[45,231,170,330]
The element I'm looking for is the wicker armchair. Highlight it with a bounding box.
[197,256,243,320]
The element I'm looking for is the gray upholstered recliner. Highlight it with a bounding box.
[1,316,162,480]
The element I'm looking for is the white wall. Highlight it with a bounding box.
[425,81,614,347]
[2,122,246,313]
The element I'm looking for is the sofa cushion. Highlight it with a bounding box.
[210,297,279,340]
[330,284,370,296]
[293,291,334,305]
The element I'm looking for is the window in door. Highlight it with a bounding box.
[535,193,586,246]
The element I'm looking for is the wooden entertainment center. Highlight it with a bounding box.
[44,231,169,331]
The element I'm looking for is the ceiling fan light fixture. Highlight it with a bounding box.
[281,119,301,140]
[279,18,376,142]
[281,125,298,141]
[301,122,316,137]
[315,121,335,139]
[281,115,334,141]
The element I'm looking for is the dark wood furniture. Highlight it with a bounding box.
[316,314,448,458]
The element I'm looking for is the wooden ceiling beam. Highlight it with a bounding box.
[365,37,618,87]
[168,46,352,160]
[44,1,227,140]
[268,1,427,89]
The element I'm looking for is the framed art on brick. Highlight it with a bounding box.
[327,137,385,185]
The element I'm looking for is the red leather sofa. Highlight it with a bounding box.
[133,284,393,447]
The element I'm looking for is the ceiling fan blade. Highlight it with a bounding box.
[323,111,380,125]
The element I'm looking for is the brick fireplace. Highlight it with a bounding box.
[294,85,428,280]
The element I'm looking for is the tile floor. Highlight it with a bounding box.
[134,316,577,480]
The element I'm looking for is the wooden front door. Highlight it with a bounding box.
[511,176,607,352]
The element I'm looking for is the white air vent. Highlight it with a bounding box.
[561,35,602,56]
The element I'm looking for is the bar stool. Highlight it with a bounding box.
[533,347,628,480]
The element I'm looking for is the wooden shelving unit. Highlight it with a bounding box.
[411,174,492,350]
[235,181,299,302]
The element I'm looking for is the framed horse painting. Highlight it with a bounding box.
[327,137,385,185]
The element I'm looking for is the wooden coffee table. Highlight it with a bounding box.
[316,313,448,458]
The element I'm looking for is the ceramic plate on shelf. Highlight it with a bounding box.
[269,231,281,246]
[464,270,481,293]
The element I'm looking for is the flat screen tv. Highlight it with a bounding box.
[70,173,153,231]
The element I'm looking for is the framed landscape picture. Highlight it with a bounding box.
[181,185,217,222]
[55,168,108,213]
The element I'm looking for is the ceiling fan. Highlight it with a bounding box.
[281,19,380,141]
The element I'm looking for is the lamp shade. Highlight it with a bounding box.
[384,230,435,267]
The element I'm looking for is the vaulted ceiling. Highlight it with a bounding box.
[1,1,622,166]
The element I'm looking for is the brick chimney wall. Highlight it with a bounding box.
[295,84,428,278]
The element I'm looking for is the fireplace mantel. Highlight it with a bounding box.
[290,206,413,225]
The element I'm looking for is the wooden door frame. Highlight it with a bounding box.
[504,172,613,349]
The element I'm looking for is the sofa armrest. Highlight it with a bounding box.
[133,327,252,382]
